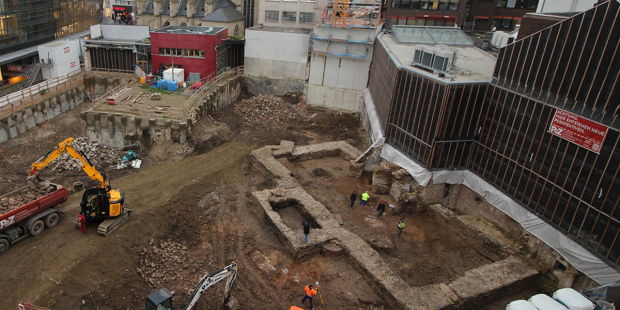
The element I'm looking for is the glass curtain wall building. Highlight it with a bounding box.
[0,0,103,55]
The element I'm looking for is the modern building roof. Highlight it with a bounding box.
[0,29,91,66]
[379,30,496,83]
[152,25,226,35]
[392,26,474,46]
[247,25,311,34]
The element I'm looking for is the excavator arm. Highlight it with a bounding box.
[29,137,109,189]
[145,262,238,310]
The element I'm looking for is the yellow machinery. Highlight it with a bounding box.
[29,137,132,236]
[332,0,349,24]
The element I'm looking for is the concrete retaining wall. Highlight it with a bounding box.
[82,75,243,148]
[0,83,86,145]
[246,76,306,97]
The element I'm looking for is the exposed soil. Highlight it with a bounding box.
[0,91,384,310]
[287,156,494,287]
[0,89,520,310]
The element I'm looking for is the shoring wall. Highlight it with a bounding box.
[470,0,620,267]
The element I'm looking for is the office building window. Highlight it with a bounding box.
[497,0,538,8]
[392,0,458,10]
[300,12,314,23]
[282,11,296,22]
[388,16,456,26]
[265,10,279,21]
[159,48,205,58]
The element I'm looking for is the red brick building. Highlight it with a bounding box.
[387,0,539,31]
[150,26,228,81]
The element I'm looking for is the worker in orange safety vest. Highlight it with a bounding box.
[301,284,317,310]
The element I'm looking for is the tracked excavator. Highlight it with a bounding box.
[28,137,132,236]
[146,262,238,310]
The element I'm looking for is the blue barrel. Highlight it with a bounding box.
[167,81,178,91]
[158,79,168,90]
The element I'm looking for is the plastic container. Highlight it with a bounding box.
[182,82,187,88]
[140,77,145,84]
[553,288,595,310]
[506,300,539,310]
[529,294,568,310]
[167,81,178,91]
[159,79,168,90]
[178,81,182,88]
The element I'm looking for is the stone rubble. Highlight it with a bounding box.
[137,240,194,288]
[233,95,308,125]
[0,186,56,214]
[48,137,121,174]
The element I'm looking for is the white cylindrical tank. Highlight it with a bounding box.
[529,294,568,310]
[506,300,539,310]
[552,288,595,310]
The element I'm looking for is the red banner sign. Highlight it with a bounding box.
[549,109,609,154]
[63,47,70,53]
[7,64,22,71]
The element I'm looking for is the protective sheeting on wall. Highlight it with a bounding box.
[362,88,384,144]
[434,168,620,285]
[362,86,620,285]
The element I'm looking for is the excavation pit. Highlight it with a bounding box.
[270,199,321,231]
[251,140,539,310]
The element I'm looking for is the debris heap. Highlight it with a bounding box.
[137,240,193,287]
[233,95,308,125]
[0,186,56,214]
[49,137,121,173]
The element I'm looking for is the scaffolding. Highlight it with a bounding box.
[310,0,383,58]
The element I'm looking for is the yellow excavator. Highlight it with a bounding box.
[28,137,132,236]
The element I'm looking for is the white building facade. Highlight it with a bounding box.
[258,0,316,29]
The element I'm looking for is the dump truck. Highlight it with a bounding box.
[0,183,68,255]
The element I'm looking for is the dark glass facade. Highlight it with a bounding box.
[0,0,103,55]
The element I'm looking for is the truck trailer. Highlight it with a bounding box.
[0,183,68,255]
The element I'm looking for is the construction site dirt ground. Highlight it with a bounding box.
[0,92,543,310]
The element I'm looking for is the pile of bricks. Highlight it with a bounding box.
[0,186,56,214]
[136,239,194,288]
[233,95,308,125]
[49,137,121,173]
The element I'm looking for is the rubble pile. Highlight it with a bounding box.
[234,95,308,125]
[137,240,194,287]
[0,186,56,214]
[49,137,121,173]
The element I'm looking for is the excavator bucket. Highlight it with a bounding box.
[26,174,50,189]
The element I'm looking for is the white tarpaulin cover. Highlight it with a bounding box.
[553,288,595,310]
[362,88,384,144]
[506,300,538,310]
[433,169,620,285]
[380,145,432,186]
[361,88,620,285]
[529,294,569,310]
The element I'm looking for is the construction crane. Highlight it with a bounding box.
[28,137,132,236]
[146,262,238,310]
